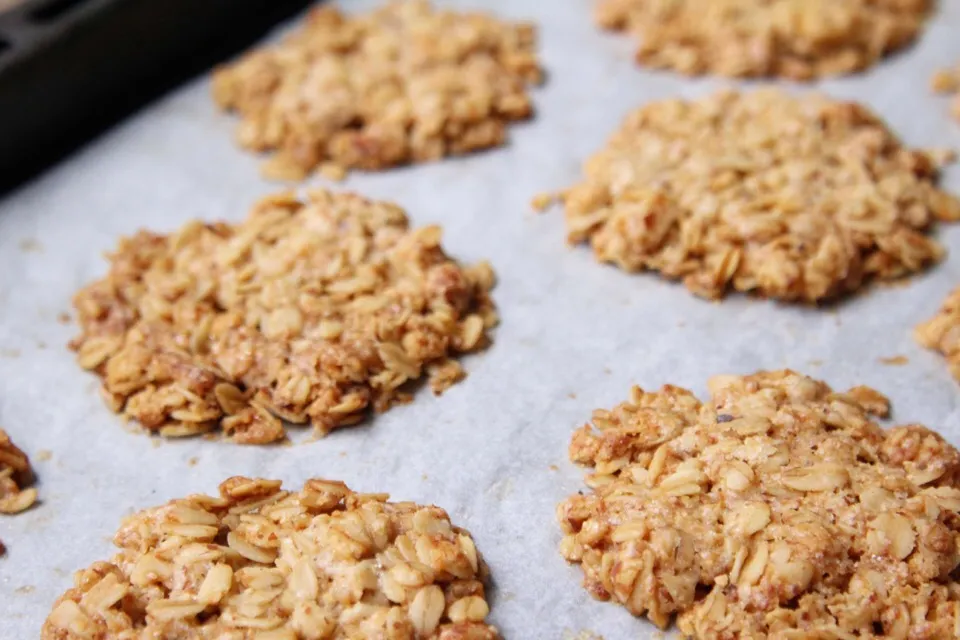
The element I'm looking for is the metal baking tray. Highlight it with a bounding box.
[0,0,312,190]
[2,1,960,639]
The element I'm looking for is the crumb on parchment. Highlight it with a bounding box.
[70,189,496,444]
[931,64,960,123]
[558,369,960,638]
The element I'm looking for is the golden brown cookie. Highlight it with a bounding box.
[916,286,960,382]
[43,477,498,639]
[551,90,960,303]
[213,0,542,181]
[71,190,496,444]
[558,370,960,638]
[596,0,930,80]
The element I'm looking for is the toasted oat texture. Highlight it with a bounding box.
[558,370,960,638]
[596,0,930,79]
[554,90,960,303]
[70,190,496,444]
[43,477,498,639]
[212,0,542,181]
[0,428,37,516]
[916,286,960,383]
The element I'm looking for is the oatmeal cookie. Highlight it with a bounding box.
[43,477,498,639]
[916,286,960,383]
[596,0,930,80]
[212,0,542,181]
[552,90,960,303]
[558,370,960,638]
[71,189,496,444]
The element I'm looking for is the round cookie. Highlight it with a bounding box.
[557,370,960,637]
[71,189,496,443]
[43,477,498,639]
[554,90,960,303]
[595,0,931,80]
[213,0,542,181]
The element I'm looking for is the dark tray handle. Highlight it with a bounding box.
[0,0,313,192]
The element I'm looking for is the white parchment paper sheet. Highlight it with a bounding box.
[3,1,960,637]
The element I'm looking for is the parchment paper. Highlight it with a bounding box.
[3,1,960,637]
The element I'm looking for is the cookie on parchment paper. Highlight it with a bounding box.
[557,370,960,638]
[548,90,960,303]
[71,189,496,444]
[916,286,960,383]
[43,477,498,639]
[595,0,931,80]
[213,0,542,181]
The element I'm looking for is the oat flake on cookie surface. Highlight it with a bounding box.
[43,477,498,639]
[553,90,960,303]
[70,189,496,444]
[558,370,960,639]
[212,0,542,181]
[595,0,930,80]
[916,286,960,383]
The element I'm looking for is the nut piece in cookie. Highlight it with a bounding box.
[553,90,959,303]
[917,286,960,383]
[558,370,960,638]
[70,189,497,444]
[213,0,542,180]
[43,477,498,639]
[595,0,931,80]
[0,428,37,515]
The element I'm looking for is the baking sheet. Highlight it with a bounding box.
[3,1,960,637]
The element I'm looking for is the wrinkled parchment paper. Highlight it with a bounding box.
[3,1,960,637]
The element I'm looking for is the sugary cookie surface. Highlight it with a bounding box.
[916,286,960,383]
[556,90,960,302]
[595,0,930,79]
[213,0,542,180]
[43,477,498,639]
[0,428,37,515]
[558,370,960,638]
[71,190,496,443]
